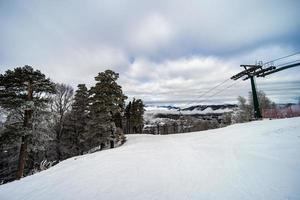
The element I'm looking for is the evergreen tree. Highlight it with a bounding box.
[72,84,89,152]
[0,65,55,179]
[125,101,132,134]
[87,70,127,151]
[125,98,145,134]
[132,99,145,133]
[62,84,89,157]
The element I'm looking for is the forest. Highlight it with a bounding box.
[0,65,144,184]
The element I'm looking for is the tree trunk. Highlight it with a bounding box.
[110,140,114,148]
[56,133,62,161]
[16,135,28,179]
[127,119,131,134]
[16,109,32,179]
[16,82,33,179]
[56,115,64,161]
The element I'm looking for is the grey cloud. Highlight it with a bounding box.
[0,0,300,105]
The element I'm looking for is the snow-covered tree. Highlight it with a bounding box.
[0,65,55,179]
[234,96,252,123]
[233,91,274,123]
[248,90,273,114]
[50,83,74,160]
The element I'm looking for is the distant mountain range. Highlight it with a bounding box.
[181,104,237,111]
[144,104,238,119]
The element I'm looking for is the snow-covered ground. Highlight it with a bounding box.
[1,117,300,200]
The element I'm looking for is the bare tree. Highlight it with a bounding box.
[50,83,74,160]
[248,90,273,113]
[237,96,252,122]
[234,91,274,122]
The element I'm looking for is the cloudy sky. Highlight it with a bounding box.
[1,0,300,105]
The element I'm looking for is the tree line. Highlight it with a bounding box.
[0,65,144,183]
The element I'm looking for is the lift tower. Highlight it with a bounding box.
[231,60,300,119]
[231,64,274,119]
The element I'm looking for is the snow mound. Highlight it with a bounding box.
[1,117,300,200]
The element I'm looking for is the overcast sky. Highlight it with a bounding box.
[1,0,300,105]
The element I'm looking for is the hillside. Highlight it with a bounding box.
[1,117,300,200]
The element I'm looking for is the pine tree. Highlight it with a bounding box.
[87,70,127,151]
[125,101,132,134]
[0,65,55,179]
[133,99,145,133]
[62,84,89,156]
[125,98,145,134]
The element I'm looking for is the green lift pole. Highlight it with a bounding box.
[231,59,300,120]
[249,76,262,119]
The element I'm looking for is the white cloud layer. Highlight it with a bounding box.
[0,0,300,105]
[127,14,174,53]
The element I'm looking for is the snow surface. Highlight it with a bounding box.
[1,117,300,200]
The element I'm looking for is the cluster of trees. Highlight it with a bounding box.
[125,99,144,134]
[0,66,144,183]
[143,116,220,135]
[233,90,274,123]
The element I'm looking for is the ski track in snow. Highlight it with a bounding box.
[1,117,300,200]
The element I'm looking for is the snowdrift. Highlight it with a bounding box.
[1,117,300,200]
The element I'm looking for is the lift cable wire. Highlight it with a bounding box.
[275,59,300,67]
[196,52,300,104]
[195,78,231,99]
[263,52,300,66]
[186,79,243,106]
[184,78,232,106]
[183,51,300,107]
[205,79,243,100]
[192,52,300,104]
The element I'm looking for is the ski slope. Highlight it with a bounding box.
[1,117,300,200]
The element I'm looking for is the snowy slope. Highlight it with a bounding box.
[1,118,300,200]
